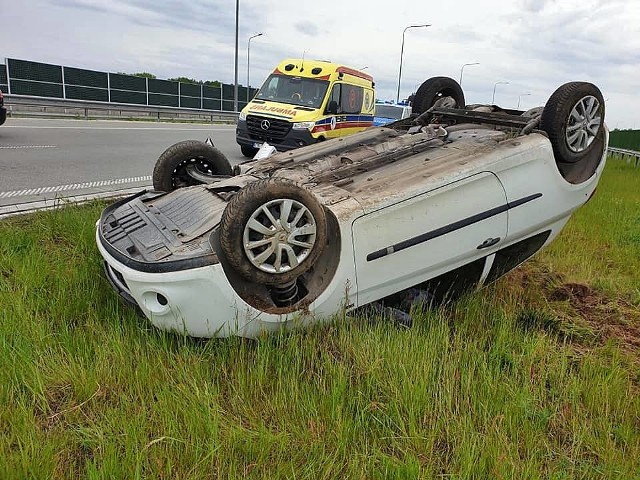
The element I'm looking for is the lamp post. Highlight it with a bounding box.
[247,32,263,102]
[517,92,532,109]
[396,24,430,103]
[459,62,479,87]
[492,81,509,104]
[233,0,239,112]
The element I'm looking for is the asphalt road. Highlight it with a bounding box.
[0,118,243,207]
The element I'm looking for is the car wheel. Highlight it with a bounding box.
[540,82,605,164]
[219,177,328,286]
[152,140,233,192]
[240,145,258,158]
[412,77,466,115]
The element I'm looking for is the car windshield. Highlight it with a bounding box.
[255,74,329,109]
[375,104,405,119]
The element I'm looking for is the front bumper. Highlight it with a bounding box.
[96,227,294,338]
[236,120,316,151]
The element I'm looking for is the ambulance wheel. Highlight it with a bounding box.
[241,145,258,158]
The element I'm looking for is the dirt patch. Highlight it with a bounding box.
[548,282,640,351]
[548,282,595,301]
[34,382,104,432]
[502,261,563,295]
[506,262,640,358]
[34,383,74,432]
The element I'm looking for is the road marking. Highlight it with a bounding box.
[0,145,57,149]
[0,176,152,198]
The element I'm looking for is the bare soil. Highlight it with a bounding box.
[549,281,640,351]
[506,262,640,357]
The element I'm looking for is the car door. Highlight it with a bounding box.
[351,172,508,306]
[323,83,366,140]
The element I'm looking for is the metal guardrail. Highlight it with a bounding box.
[0,187,147,220]
[4,94,240,123]
[608,146,640,167]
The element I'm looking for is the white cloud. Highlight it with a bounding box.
[1,0,639,127]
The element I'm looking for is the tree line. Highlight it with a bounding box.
[118,72,221,87]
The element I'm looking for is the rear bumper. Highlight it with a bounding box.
[236,120,316,151]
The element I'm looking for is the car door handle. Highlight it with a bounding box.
[477,237,500,249]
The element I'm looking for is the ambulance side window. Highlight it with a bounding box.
[341,84,363,114]
[326,84,342,114]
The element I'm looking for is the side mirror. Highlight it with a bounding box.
[326,100,338,115]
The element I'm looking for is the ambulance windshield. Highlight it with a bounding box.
[256,74,330,109]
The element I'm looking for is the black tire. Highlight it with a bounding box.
[412,77,466,115]
[152,140,233,192]
[240,145,258,158]
[219,177,328,286]
[540,82,605,164]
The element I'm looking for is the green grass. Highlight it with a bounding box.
[541,160,640,299]
[1,158,639,479]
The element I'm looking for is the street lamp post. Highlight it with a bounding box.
[233,0,239,112]
[492,81,509,104]
[396,24,430,103]
[517,92,532,109]
[247,32,263,102]
[459,62,479,87]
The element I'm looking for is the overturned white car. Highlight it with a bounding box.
[96,77,607,337]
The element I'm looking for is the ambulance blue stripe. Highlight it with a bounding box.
[315,115,374,125]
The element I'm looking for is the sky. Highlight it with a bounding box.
[1,0,639,129]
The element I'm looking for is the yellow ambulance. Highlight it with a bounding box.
[236,58,375,157]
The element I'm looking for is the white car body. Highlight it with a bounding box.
[97,78,608,338]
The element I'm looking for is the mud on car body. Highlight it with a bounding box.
[97,76,608,338]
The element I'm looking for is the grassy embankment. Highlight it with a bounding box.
[0,159,638,479]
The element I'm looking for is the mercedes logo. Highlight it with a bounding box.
[260,120,271,130]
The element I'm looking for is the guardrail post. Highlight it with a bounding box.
[61,65,67,99]
[608,146,640,168]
